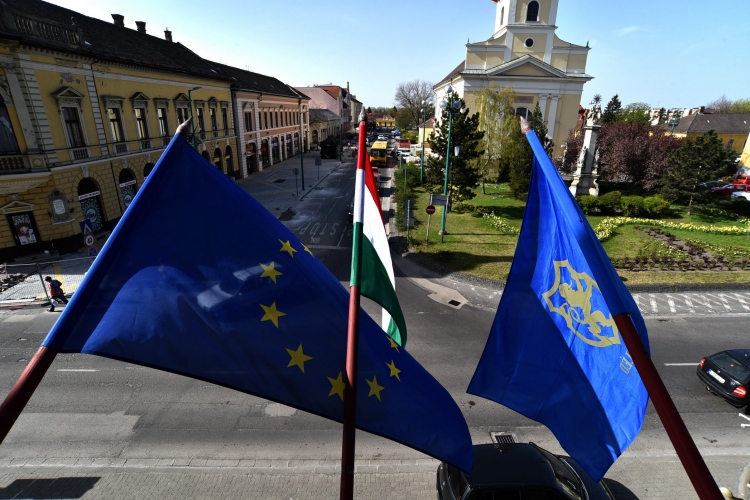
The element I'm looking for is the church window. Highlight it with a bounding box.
[525,38,534,48]
[526,1,539,22]
[515,107,530,119]
[500,7,504,26]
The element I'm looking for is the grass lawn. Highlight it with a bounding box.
[403,183,750,285]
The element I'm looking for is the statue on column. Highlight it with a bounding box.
[569,95,602,197]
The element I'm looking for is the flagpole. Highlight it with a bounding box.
[340,109,368,500]
[0,346,58,443]
[613,314,722,499]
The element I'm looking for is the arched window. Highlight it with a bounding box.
[515,107,530,119]
[225,146,234,176]
[213,147,222,172]
[143,163,154,177]
[77,178,105,232]
[500,7,504,26]
[118,168,137,209]
[201,151,210,161]
[77,177,98,197]
[526,1,539,22]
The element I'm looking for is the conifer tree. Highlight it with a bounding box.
[505,103,554,200]
[601,94,622,124]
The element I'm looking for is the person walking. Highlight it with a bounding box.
[45,275,68,312]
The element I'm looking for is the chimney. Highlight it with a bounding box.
[111,14,124,27]
[135,21,146,34]
[164,28,172,42]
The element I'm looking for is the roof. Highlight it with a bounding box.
[309,108,340,122]
[418,117,435,128]
[467,444,555,489]
[1,0,229,80]
[670,113,750,135]
[207,61,301,98]
[437,60,466,87]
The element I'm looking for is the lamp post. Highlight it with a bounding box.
[439,86,462,242]
[420,100,427,184]
[669,108,681,135]
[298,101,305,190]
[188,86,201,149]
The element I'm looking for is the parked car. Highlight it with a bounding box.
[696,349,750,408]
[437,443,615,500]
[347,198,354,221]
[712,183,750,194]
[732,192,750,202]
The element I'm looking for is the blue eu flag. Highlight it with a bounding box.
[468,130,649,481]
[42,133,472,473]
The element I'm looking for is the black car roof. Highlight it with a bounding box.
[467,444,556,489]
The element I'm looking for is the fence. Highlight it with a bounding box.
[0,256,93,304]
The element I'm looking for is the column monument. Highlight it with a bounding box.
[569,96,602,197]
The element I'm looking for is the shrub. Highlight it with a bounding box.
[621,196,645,217]
[576,195,599,215]
[643,196,671,217]
[598,191,622,215]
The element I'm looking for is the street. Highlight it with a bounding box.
[0,155,749,499]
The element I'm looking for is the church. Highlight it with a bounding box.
[434,0,592,153]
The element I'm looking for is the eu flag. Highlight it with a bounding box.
[42,133,472,473]
[468,130,649,481]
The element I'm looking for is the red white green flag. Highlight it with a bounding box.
[351,155,408,346]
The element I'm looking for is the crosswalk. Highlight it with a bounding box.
[631,291,750,316]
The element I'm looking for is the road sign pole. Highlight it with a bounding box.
[426,214,431,243]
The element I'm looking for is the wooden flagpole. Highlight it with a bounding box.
[613,314,722,499]
[340,110,368,500]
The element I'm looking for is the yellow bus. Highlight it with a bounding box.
[370,140,388,168]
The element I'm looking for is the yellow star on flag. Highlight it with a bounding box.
[366,375,385,402]
[388,336,400,352]
[286,344,312,373]
[303,244,313,256]
[260,302,286,328]
[259,262,283,283]
[386,360,401,381]
[327,371,345,401]
[279,239,297,258]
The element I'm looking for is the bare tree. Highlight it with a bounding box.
[394,80,434,130]
[706,94,733,112]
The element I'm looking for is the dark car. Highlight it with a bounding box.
[347,199,354,221]
[437,443,614,500]
[696,349,750,408]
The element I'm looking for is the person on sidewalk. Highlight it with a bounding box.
[45,275,68,312]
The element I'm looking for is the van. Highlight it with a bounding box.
[398,138,411,150]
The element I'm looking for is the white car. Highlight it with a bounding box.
[731,191,750,201]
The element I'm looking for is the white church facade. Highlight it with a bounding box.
[434,0,593,153]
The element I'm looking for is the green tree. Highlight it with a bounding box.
[503,103,555,199]
[425,92,484,203]
[474,83,516,193]
[601,94,622,124]
[395,108,413,130]
[729,98,750,113]
[620,102,651,126]
[659,130,738,215]
[656,107,666,124]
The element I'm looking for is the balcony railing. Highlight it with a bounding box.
[71,148,89,160]
[0,155,29,172]
[140,140,151,150]
[114,143,128,154]
[12,13,81,46]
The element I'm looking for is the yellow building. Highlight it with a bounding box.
[669,113,750,162]
[0,1,241,260]
[434,0,592,154]
[376,115,396,128]
[741,131,750,168]
[417,117,435,146]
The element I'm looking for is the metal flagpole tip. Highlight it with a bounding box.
[177,116,193,137]
[520,116,531,135]
[358,108,366,123]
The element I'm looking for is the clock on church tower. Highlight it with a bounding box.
[433,0,593,155]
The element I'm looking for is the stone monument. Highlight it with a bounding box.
[569,97,602,197]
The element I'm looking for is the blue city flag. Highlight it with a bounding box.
[467,130,649,481]
[42,133,473,473]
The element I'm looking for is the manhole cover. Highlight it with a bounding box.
[448,299,461,306]
[273,178,285,183]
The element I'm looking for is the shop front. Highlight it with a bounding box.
[260,139,270,167]
[271,137,280,163]
[245,142,257,174]
[286,134,293,158]
[78,178,105,233]
[118,168,137,210]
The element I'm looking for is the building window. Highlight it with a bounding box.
[244,112,253,132]
[210,107,218,137]
[524,37,534,48]
[0,96,19,153]
[515,107,530,119]
[264,111,268,129]
[275,112,279,128]
[62,107,85,147]
[157,107,169,137]
[526,1,539,22]
[107,108,124,142]
[221,107,229,135]
[135,108,150,149]
[176,107,189,124]
[501,7,504,25]
[196,106,205,139]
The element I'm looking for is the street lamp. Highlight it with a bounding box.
[669,108,681,135]
[439,85,462,242]
[188,86,201,149]
[420,99,428,183]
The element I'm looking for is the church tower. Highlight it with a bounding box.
[434,0,592,155]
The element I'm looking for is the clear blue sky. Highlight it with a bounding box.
[48,0,750,111]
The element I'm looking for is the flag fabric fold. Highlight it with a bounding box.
[354,154,407,346]
[468,130,650,482]
[42,133,472,473]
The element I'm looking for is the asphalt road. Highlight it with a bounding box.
[0,155,749,498]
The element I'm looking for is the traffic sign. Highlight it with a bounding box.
[79,219,93,235]
[88,247,99,258]
[84,233,96,248]
[426,205,436,215]
[430,194,449,206]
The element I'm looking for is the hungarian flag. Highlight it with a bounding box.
[352,155,408,346]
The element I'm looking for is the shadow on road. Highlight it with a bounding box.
[0,477,100,499]
[602,478,640,499]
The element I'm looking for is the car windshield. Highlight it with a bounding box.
[711,352,750,381]
[535,447,583,500]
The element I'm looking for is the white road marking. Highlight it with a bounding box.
[715,293,734,312]
[649,294,658,314]
[665,294,677,314]
[681,294,696,315]
[734,293,750,311]
[663,363,697,366]
[57,369,98,372]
